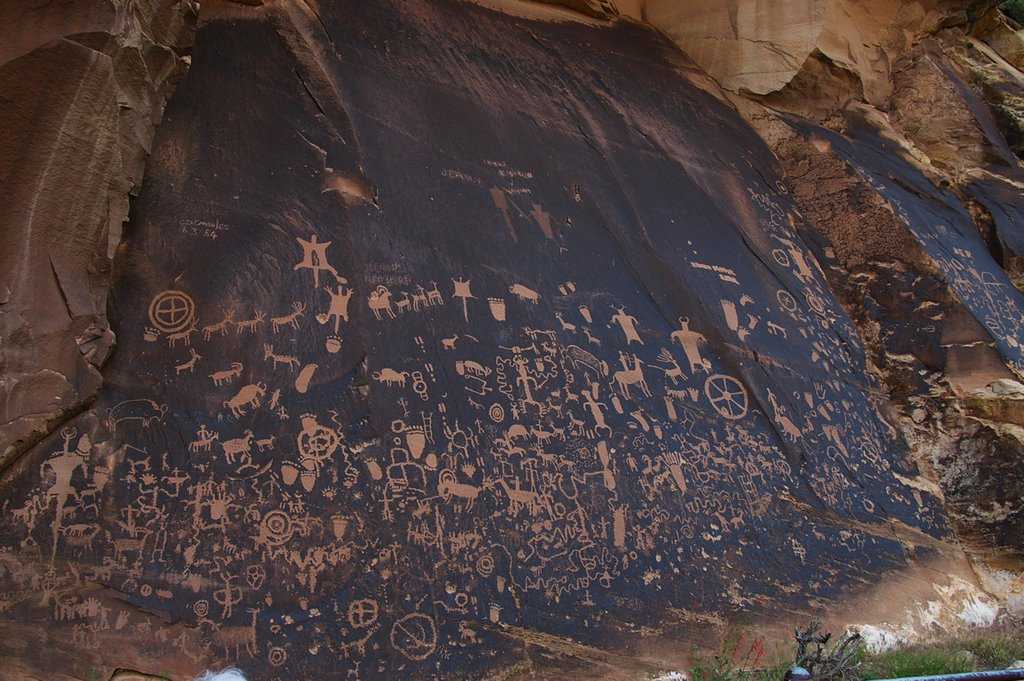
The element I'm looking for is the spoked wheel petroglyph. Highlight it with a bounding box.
[390,613,437,660]
[297,419,341,463]
[704,374,748,420]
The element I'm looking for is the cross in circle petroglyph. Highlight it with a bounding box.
[148,290,195,334]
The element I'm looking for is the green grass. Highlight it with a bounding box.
[861,626,1024,679]
[860,648,976,679]
[864,622,1024,675]
[687,622,1024,681]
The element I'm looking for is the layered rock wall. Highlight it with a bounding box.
[0,0,197,469]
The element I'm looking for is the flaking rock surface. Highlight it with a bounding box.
[0,0,197,468]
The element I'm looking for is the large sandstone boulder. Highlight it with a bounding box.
[612,0,998,112]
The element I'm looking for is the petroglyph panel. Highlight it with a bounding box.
[0,2,960,679]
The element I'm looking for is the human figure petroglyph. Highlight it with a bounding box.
[368,286,396,320]
[175,347,201,375]
[189,424,219,453]
[452,278,475,322]
[271,301,305,333]
[210,362,243,386]
[234,311,265,334]
[670,317,712,372]
[612,353,651,399]
[41,427,90,561]
[610,306,643,345]
[202,309,234,340]
[509,356,543,411]
[766,320,787,338]
[294,233,338,287]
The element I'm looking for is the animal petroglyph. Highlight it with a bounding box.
[224,383,266,417]
[263,344,300,371]
[368,286,396,320]
[612,354,651,399]
[221,430,255,465]
[271,302,306,333]
[202,309,235,340]
[106,400,167,431]
[234,311,265,334]
[210,362,244,386]
[166,322,197,348]
[175,348,202,375]
[509,284,539,304]
[373,368,409,387]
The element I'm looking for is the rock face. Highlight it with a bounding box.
[611,0,997,108]
[1,0,1023,680]
[0,0,197,469]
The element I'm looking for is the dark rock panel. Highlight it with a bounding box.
[0,1,971,678]
[785,106,1024,384]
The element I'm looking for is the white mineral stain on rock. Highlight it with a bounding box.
[851,575,1000,653]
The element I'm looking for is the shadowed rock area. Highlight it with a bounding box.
[1,0,1023,679]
